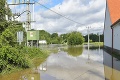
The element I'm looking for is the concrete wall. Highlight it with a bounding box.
[104,3,112,48]
[113,23,120,50]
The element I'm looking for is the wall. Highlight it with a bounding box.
[104,3,112,48]
[113,23,120,50]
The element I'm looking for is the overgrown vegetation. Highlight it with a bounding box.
[0,0,48,74]
[0,46,48,74]
[39,30,85,45]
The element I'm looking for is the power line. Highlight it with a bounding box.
[33,0,85,25]
[13,10,31,20]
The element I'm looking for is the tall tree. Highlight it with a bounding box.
[39,30,51,44]
[1,22,26,46]
[68,31,84,45]
[51,33,58,38]
[0,0,6,21]
[0,0,12,34]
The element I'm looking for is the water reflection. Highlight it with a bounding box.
[39,45,104,80]
[62,46,83,57]
[0,68,40,80]
[39,61,47,71]
[85,45,103,50]
[103,49,120,80]
[1,45,120,80]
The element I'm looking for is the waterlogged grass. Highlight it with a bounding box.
[84,42,103,46]
[0,46,49,74]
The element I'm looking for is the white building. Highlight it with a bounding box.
[104,0,120,53]
[39,40,47,44]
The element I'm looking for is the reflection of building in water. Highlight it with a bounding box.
[104,50,120,80]
[39,62,47,71]
[18,68,40,80]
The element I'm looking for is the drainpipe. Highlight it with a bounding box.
[109,25,114,79]
[112,28,113,53]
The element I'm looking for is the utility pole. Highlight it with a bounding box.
[86,26,91,63]
[86,26,91,52]
[26,0,31,30]
[8,0,35,31]
[99,32,100,53]
[8,0,35,47]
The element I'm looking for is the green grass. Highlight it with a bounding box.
[84,42,103,46]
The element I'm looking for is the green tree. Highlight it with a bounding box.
[68,31,84,45]
[0,0,12,20]
[51,33,58,38]
[0,0,6,21]
[84,33,104,42]
[39,30,51,44]
[51,33,60,44]
[1,22,26,46]
[100,34,104,42]
[0,21,9,34]
[60,33,69,44]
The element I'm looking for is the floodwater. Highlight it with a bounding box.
[0,45,120,80]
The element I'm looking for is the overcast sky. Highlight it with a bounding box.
[8,0,106,35]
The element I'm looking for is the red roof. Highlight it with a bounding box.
[107,0,120,24]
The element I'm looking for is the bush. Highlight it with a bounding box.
[0,59,7,73]
[0,46,30,71]
[0,45,48,73]
[68,31,84,45]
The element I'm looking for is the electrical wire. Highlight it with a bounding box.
[33,0,85,25]
[13,10,31,19]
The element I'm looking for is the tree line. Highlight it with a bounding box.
[38,30,84,45]
[83,33,104,42]
[38,30,104,45]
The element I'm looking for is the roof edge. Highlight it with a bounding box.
[111,19,120,28]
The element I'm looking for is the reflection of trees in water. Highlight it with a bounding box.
[39,44,59,54]
[63,46,83,57]
[85,46,103,50]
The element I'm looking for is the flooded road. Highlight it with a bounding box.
[1,45,120,80]
[39,45,104,80]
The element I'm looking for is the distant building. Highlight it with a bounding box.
[104,0,120,53]
[39,40,47,44]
